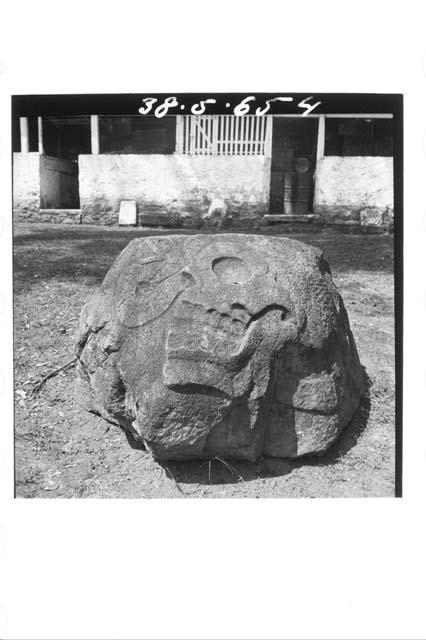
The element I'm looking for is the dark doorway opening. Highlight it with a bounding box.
[269,117,318,214]
[41,116,91,209]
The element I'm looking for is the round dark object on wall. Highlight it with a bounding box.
[295,157,311,173]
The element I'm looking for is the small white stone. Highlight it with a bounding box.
[118,200,137,226]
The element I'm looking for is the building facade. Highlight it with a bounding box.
[12,112,394,228]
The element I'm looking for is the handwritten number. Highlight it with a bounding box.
[155,96,179,118]
[138,98,157,115]
[234,96,256,116]
[191,99,216,115]
[298,96,321,117]
[255,97,293,116]
[139,95,321,118]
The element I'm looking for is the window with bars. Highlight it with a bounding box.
[177,115,272,156]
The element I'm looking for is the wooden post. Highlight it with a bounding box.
[37,117,44,154]
[175,115,184,153]
[189,117,196,155]
[229,116,235,155]
[90,115,100,154]
[20,117,29,153]
[316,115,325,164]
[212,115,219,155]
[264,115,273,156]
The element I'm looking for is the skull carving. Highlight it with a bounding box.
[164,239,295,396]
[76,234,365,461]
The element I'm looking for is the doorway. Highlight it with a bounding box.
[41,116,91,209]
[269,117,318,214]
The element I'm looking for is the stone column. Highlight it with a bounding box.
[175,115,184,153]
[90,115,100,154]
[37,117,44,153]
[264,115,273,157]
[316,115,325,163]
[20,117,29,153]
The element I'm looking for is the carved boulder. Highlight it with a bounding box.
[75,234,365,461]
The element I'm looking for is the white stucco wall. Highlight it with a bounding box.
[314,156,393,223]
[78,154,271,225]
[13,152,41,215]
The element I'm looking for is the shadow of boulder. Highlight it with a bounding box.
[152,368,372,486]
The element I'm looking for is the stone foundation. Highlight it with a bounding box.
[37,209,82,224]
[314,204,393,229]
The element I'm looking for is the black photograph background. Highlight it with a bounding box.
[12,92,402,498]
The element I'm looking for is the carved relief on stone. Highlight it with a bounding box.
[76,234,365,461]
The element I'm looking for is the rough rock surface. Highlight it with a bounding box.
[75,234,365,461]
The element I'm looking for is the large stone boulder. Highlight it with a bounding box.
[75,234,365,461]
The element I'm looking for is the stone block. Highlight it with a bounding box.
[139,211,181,227]
[119,200,137,226]
[360,208,385,226]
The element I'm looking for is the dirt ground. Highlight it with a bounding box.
[13,223,396,498]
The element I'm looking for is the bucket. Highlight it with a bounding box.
[294,187,311,214]
[294,171,312,214]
